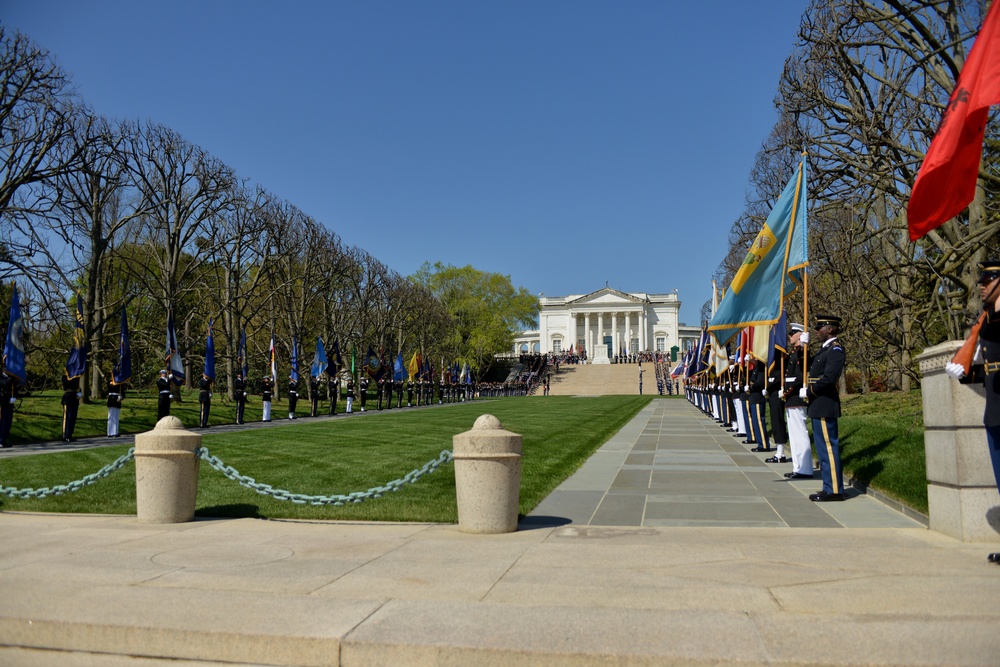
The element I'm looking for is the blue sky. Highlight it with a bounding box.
[4,1,807,326]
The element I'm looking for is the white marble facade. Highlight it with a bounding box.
[514,287,683,358]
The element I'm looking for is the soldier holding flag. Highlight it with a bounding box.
[62,297,87,442]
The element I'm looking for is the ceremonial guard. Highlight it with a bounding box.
[747,358,771,452]
[406,378,414,406]
[376,377,385,410]
[359,376,369,412]
[803,314,846,501]
[198,375,213,428]
[261,376,273,422]
[287,376,299,419]
[309,375,320,417]
[345,378,355,413]
[395,378,404,408]
[782,324,813,478]
[233,372,247,425]
[106,377,124,437]
[383,376,393,410]
[765,344,789,463]
[438,378,445,404]
[61,374,80,442]
[328,374,339,415]
[946,259,1000,564]
[156,370,172,420]
[0,370,17,448]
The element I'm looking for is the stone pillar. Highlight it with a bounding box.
[640,310,646,352]
[611,312,618,357]
[584,312,591,356]
[134,416,201,523]
[915,340,1000,542]
[597,312,604,349]
[452,414,522,534]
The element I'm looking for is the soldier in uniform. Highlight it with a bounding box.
[946,260,1000,563]
[309,375,320,417]
[747,358,771,452]
[287,376,299,419]
[107,377,125,437]
[345,378,355,413]
[61,374,80,442]
[328,373,339,415]
[802,314,846,502]
[438,377,445,404]
[782,324,814,479]
[395,378,404,408]
[261,376,273,422]
[383,376,393,410]
[406,378,414,406]
[376,377,385,410]
[233,372,247,425]
[156,369,172,420]
[764,341,789,463]
[359,376,369,412]
[198,375,213,428]
[0,369,18,448]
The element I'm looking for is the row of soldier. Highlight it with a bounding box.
[684,315,847,502]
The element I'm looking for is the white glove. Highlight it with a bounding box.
[209,392,213,397]
[800,332,809,344]
[744,354,752,362]
[8,398,15,404]
[799,388,807,399]
[762,389,769,397]
[744,384,750,392]
[945,362,966,380]
[76,392,82,398]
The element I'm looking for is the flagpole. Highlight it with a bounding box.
[802,270,810,379]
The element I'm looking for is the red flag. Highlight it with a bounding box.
[908,3,1000,241]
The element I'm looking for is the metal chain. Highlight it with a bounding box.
[196,446,453,506]
[0,448,136,499]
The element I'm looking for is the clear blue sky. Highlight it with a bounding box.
[4,0,807,326]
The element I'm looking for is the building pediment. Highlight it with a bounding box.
[565,287,645,307]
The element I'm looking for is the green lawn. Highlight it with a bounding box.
[0,396,651,521]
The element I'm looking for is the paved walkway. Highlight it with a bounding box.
[0,398,998,666]
[527,399,926,529]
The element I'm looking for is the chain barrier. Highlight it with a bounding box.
[196,446,453,506]
[0,448,136,499]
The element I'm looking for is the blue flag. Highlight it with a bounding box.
[311,337,328,377]
[3,284,26,385]
[113,306,131,385]
[238,329,248,378]
[165,310,185,383]
[365,346,382,379]
[393,352,406,381]
[331,339,343,371]
[709,158,808,346]
[65,295,87,380]
[203,319,215,382]
[290,335,299,382]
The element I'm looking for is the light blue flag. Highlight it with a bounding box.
[393,353,407,382]
[311,337,328,377]
[290,335,299,382]
[708,158,808,346]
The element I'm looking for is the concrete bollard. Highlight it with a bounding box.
[134,416,201,523]
[453,414,522,533]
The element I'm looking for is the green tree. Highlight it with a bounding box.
[412,263,538,377]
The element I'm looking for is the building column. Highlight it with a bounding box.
[597,312,604,353]
[611,312,618,357]
[640,309,646,352]
[584,312,591,354]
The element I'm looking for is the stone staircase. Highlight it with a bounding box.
[545,363,646,396]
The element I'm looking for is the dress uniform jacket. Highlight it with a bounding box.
[107,383,125,409]
[806,339,845,419]
[783,347,808,408]
[977,308,1000,426]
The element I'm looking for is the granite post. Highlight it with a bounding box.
[916,340,1000,542]
[452,414,522,533]
[134,416,201,523]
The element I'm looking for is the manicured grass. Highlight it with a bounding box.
[839,390,927,514]
[0,396,651,521]
[5,388,273,444]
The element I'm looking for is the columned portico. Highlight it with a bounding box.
[518,287,683,361]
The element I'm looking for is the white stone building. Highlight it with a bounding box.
[513,287,698,360]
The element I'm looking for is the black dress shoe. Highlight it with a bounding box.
[750,447,772,453]
[742,440,753,444]
[785,472,814,479]
[988,553,1000,563]
[809,491,845,502]
[765,456,790,463]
